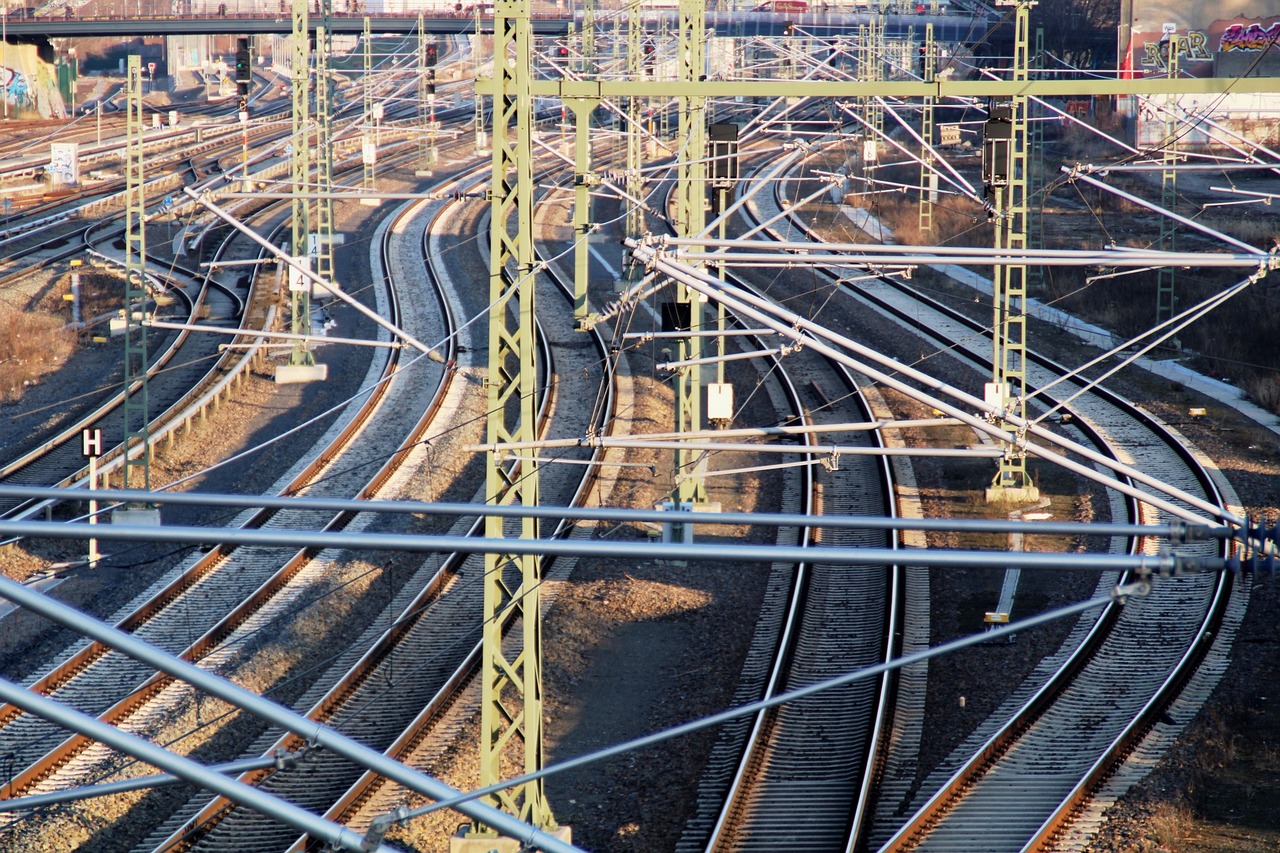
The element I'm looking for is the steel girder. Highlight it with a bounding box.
[988,0,1036,499]
[674,0,708,507]
[478,0,558,835]
[288,0,316,368]
[123,55,150,492]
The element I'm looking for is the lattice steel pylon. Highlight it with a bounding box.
[580,0,595,77]
[1025,27,1045,290]
[623,0,644,270]
[987,0,1038,502]
[470,0,561,839]
[918,22,935,235]
[122,55,151,493]
[287,0,316,371]
[1157,37,1181,329]
[362,16,377,195]
[474,2,488,153]
[418,12,439,174]
[859,17,884,188]
[315,5,338,291]
[673,0,708,507]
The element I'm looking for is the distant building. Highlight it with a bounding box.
[1119,0,1280,147]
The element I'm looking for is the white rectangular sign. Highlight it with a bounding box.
[49,142,80,185]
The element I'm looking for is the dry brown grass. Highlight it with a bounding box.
[0,311,77,404]
[1149,800,1194,849]
[858,186,988,248]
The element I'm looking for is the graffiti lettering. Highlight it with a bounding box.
[1186,31,1210,59]
[0,66,33,109]
[1220,22,1280,52]
[1142,31,1212,71]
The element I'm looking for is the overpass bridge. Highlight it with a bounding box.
[1,5,997,40]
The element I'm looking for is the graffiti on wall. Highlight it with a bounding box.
[0,66,33,109]
[1141,30,1212,71]
[1220,21,1280,51]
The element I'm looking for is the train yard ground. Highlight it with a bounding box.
[4,174,1280,851]
[4,31,1280,850]
[811,140,1280,851]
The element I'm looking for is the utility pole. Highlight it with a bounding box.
[569,89,597,326]
[623,0,644,281]
[1156,35,1181,330]
[709,122,740,392]
[459,0,566,847]
[1026,27,1045,291]
[314,0,338,291]
[473,1,488,153]
[984,0,1038,502]
[580,0,595,78]
[362,16,378,200]
[673,0,708,509]
[568,0,599,327]
[918,22,935,235]
[417,12,439,175]
[859,17,884,190]
[2,9,7,121]
[278,0,326,383]
[121,55,153,509]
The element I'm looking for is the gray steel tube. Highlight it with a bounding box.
[0,678,386,853]
[0,574,585,853]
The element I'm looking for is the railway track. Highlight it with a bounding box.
[0,63,563,845]
[0,30,1262,853]
[0,117,470,518]
[739,152,1242,851]
[129,155,617,852]
[0,240,250,519]
[576,161,907,852]
[0,163,458,842]
[696,308,901,853]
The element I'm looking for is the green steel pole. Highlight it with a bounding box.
[570,96,597,328]
[315,13,337,291]
[674,0,707,507]
[362,16,376,196]
[123,55,150,494]
[624,0,644,276]
[987,0,1037,501]
[288,0,316,370]
[918,22,935,235]
[1156,37,1181,329]
[476,0,560,837]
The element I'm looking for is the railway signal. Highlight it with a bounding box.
[235,37,252,96]
[425,42,438,66]
[982,101,1012,209]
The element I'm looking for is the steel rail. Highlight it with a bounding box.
[699,292,823,852]
[0,573,583,853]
[143,149,601,851]
[0,148,456,807]
[757,153,1234,852]
[275,162,621,850]
[0,239,248,522]
[139,167,475,853]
